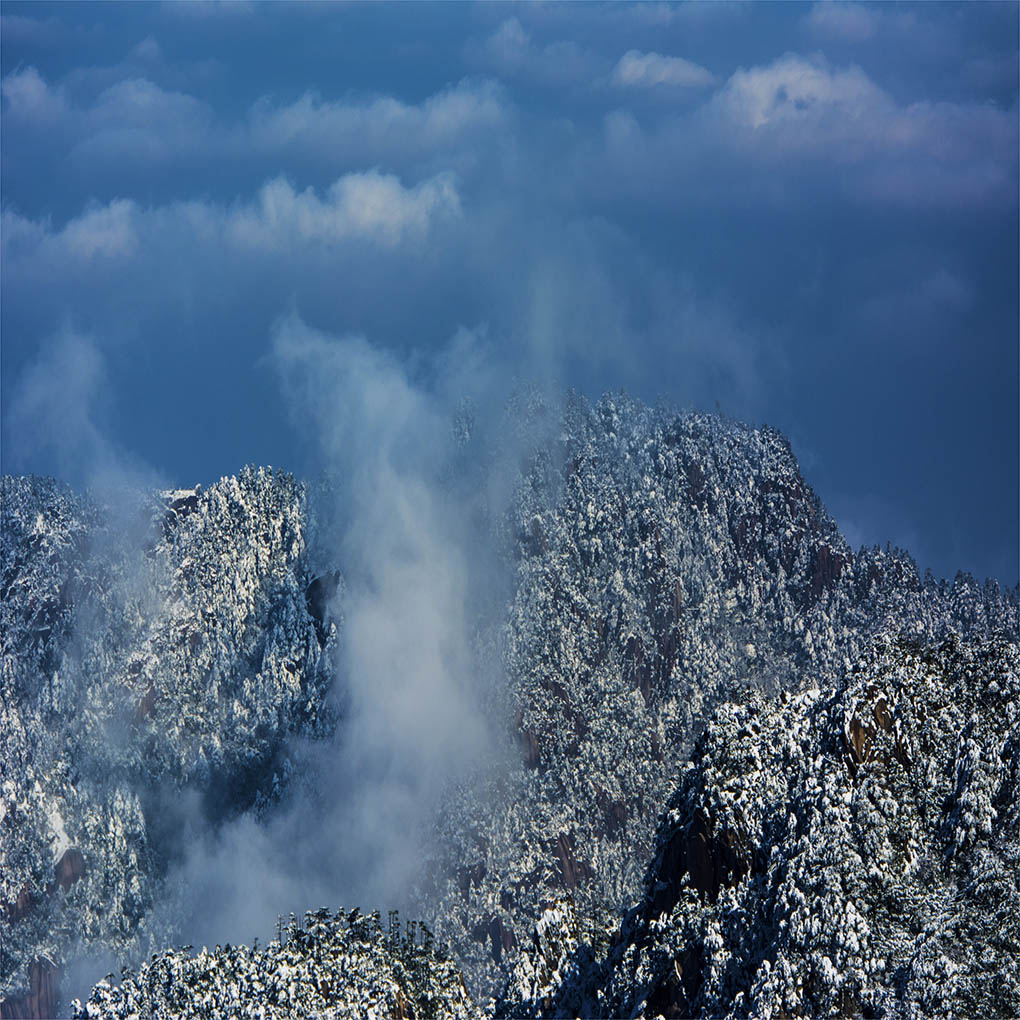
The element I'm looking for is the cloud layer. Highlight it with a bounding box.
[2,1,1017,589]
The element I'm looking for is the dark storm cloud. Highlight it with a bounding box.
[1,1,1016,584]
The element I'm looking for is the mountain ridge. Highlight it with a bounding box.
[2,398,1016,1017]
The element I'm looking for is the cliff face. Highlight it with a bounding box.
[502,632,1020,1019]
[1,398,1016,1018]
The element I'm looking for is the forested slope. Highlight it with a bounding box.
[2,397,1016,1018]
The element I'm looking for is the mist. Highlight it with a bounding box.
[2,8,1016,1014]
[147,313,528,954]
[0,310,535,1014]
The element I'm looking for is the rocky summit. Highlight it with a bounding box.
[2,396,1017,1019]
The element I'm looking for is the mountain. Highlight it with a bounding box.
[421,395,1017,999]
[501,632,1019,1018]
[72,908,480,1020]
[1,469,337,1019]
[1,396,1016,1018]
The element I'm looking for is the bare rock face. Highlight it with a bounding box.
[3,886,34,926]
[53,848,85,891]
[0,959,58,1020]
[0,854,85,1018]
[555,833,593,893]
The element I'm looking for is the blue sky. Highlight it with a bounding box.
[2,1,1017,585]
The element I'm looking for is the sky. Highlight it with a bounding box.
[1,1,1017,586]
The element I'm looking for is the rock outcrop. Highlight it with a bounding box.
[0,470,338,1016]
[0,959,58,1020]
[422,396,1018,998]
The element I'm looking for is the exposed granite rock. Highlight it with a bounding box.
[0,958,58,1020]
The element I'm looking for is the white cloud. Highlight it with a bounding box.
[704,54,1018,206]
[1,65,67,121]
[468,17,599,86]
[248,78,507,158]
[61,199,139,259]
[3,170,460,304]
[2,68,205,137]
[4,329,159,493]
[86,76,213,138]
[4,65,506,186]
[486,16,530,68]
[805,2,877,43]
[6,330,107,473]
[254,313,495,910]
[612,50,716,89]
[715,53,882,130]
[227,171,461,250]
[802,2,934,48]
[598,52,1018,211]
[2,199,138,265]
[0,13,70,47]
[2,65,216,171]
[130,36,163,63]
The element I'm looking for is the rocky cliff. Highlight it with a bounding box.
[422,396,1017,998]
[0,470,337,1017]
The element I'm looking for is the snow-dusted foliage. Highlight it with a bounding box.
[421,395,1018,998]
[71,908,480,1020]
[1,470,337,1016]
[2,396,1016,1017]
[502,632,1019,1019]
[498,896,615,1020]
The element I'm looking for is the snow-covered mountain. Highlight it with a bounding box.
[1,469,337,1019]
[2,397,1016,1018]
[424,395,1017,1001]
[72,908,480,1020]
[501,632,1019,1018]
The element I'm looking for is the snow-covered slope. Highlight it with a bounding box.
[2,397,1016,1017]
[71,908,480,1020]
[422,396,1018,998]
[1,470,337,1018]
[501,632,1019,1018]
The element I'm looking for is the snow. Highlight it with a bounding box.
[2,400,1017,1017]
[46,801,72,860]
